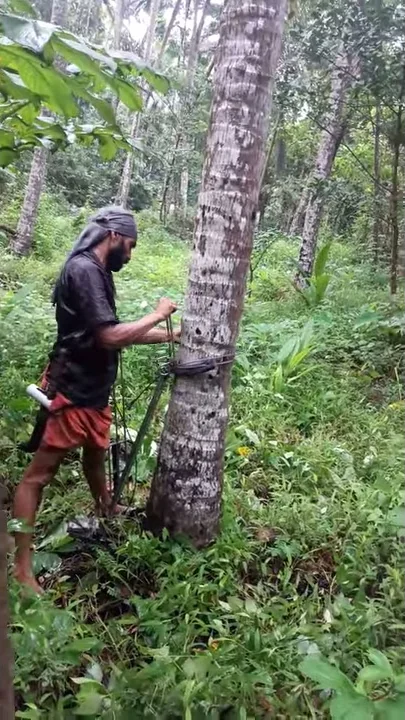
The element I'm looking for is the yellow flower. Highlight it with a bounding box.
[237,446,251,457]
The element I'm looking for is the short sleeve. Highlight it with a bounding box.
[67,259,118,330]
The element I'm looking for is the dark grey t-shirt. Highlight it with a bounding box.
[49,251,118,408]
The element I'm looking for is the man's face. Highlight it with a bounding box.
[107,233,137,272]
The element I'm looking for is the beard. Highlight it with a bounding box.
[106,242,126,272]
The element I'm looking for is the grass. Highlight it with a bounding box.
[1,210,404,718]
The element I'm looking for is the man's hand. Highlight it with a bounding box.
[155,297,177,321]
[172,328,181,344]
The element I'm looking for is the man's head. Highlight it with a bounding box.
[105,230,137,272]
[88,206,137,273]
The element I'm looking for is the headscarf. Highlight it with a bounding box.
[52,205,137,305]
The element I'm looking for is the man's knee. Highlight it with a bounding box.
[21,449,64,489]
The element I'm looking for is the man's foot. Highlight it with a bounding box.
[13,569,44,595]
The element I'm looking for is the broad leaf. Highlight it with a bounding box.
[314,242,332,277]
[8,0,38,18]
[74,693,104,716]
[329,693,375,720]
[0,14,54,52]
[374,696,405,720]
[299,656,355,692]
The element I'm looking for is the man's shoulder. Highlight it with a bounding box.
[66,253,105,280]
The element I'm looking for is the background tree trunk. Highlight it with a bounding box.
[372,98,381,264]
[0,486,13,720]
[116,0,160,207]
[295,46,358,284]
[389,61,405,295]
[11,0,68,256]
[179,0,211,217]
[289,184,310,236]
[146,0,287,546]
[157,0,182,65]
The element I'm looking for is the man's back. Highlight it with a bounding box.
[51,251,118,408]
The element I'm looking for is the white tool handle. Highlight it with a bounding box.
[26,384,52,410]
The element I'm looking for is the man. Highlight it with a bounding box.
[13,206,178,593]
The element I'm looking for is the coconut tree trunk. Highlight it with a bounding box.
[146,0,287,547]
[295,46,358,284]
[390,60,405,295]
[11,0,68,256]
[0,486,13,720]
[116,0,160,207]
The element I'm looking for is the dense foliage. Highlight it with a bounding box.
[1,0,404,717]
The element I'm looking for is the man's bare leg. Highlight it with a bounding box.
[13,448,66,593]
[82,446,111,514]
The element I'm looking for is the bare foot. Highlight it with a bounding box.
[14,570,44,595]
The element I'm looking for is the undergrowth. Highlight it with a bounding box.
[1,211,404,718]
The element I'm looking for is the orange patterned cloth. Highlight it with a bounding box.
[41,392,112,451]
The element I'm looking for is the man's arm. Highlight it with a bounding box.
[96,299,178,350]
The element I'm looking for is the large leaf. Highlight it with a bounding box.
[51,35,116,84]
[110,49,170,94]
[329,693,375,720]
[314,241,332,278]
[8,0,38,18]
[108,75,143,111]
[299,656,355,693]
[374,696,405,720]
[0,14,54,52]
[0,41,78,116]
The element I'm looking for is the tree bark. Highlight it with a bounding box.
[157,0,182,65]
[0,485,14,720]
[178,0,211,217]
[116,0,160,207]
[11,0,68,256]
[295,45,358,284]
[372,98,381,264]
[390,60,405,295]
[289,184,310,236]
[146,0,287,547]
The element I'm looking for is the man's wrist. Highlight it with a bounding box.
[151,310,165,324]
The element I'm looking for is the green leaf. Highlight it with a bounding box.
[329,693,374,720]
[0,128,14,147]
[108,76,143,111]
[312,273,330,303]
[299,656,355,692]
[374,696,405,720]
[356,665,393,694]
[98,134,117,161]
[0,15,54,52]
[8,0,38,18]
[368,649,394,676]
[0,147,17,165]
[63,638,100,653]
[32,551,61,573]
[314,242,332,278]
[0,42,78,116]
[74,693,104,716]
[55,34,116,72]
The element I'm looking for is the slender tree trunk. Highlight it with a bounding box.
[399,158,405,278]
[295,46,358,284]
[390,61,405,295]
[146,0,287,546]
[157,0,182,65]
[0,485,13,720]
[289,184,310,236]
[11,0,68,256]
[372,99,381,264]
[179,0,211,217]
[116,0,160,207]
